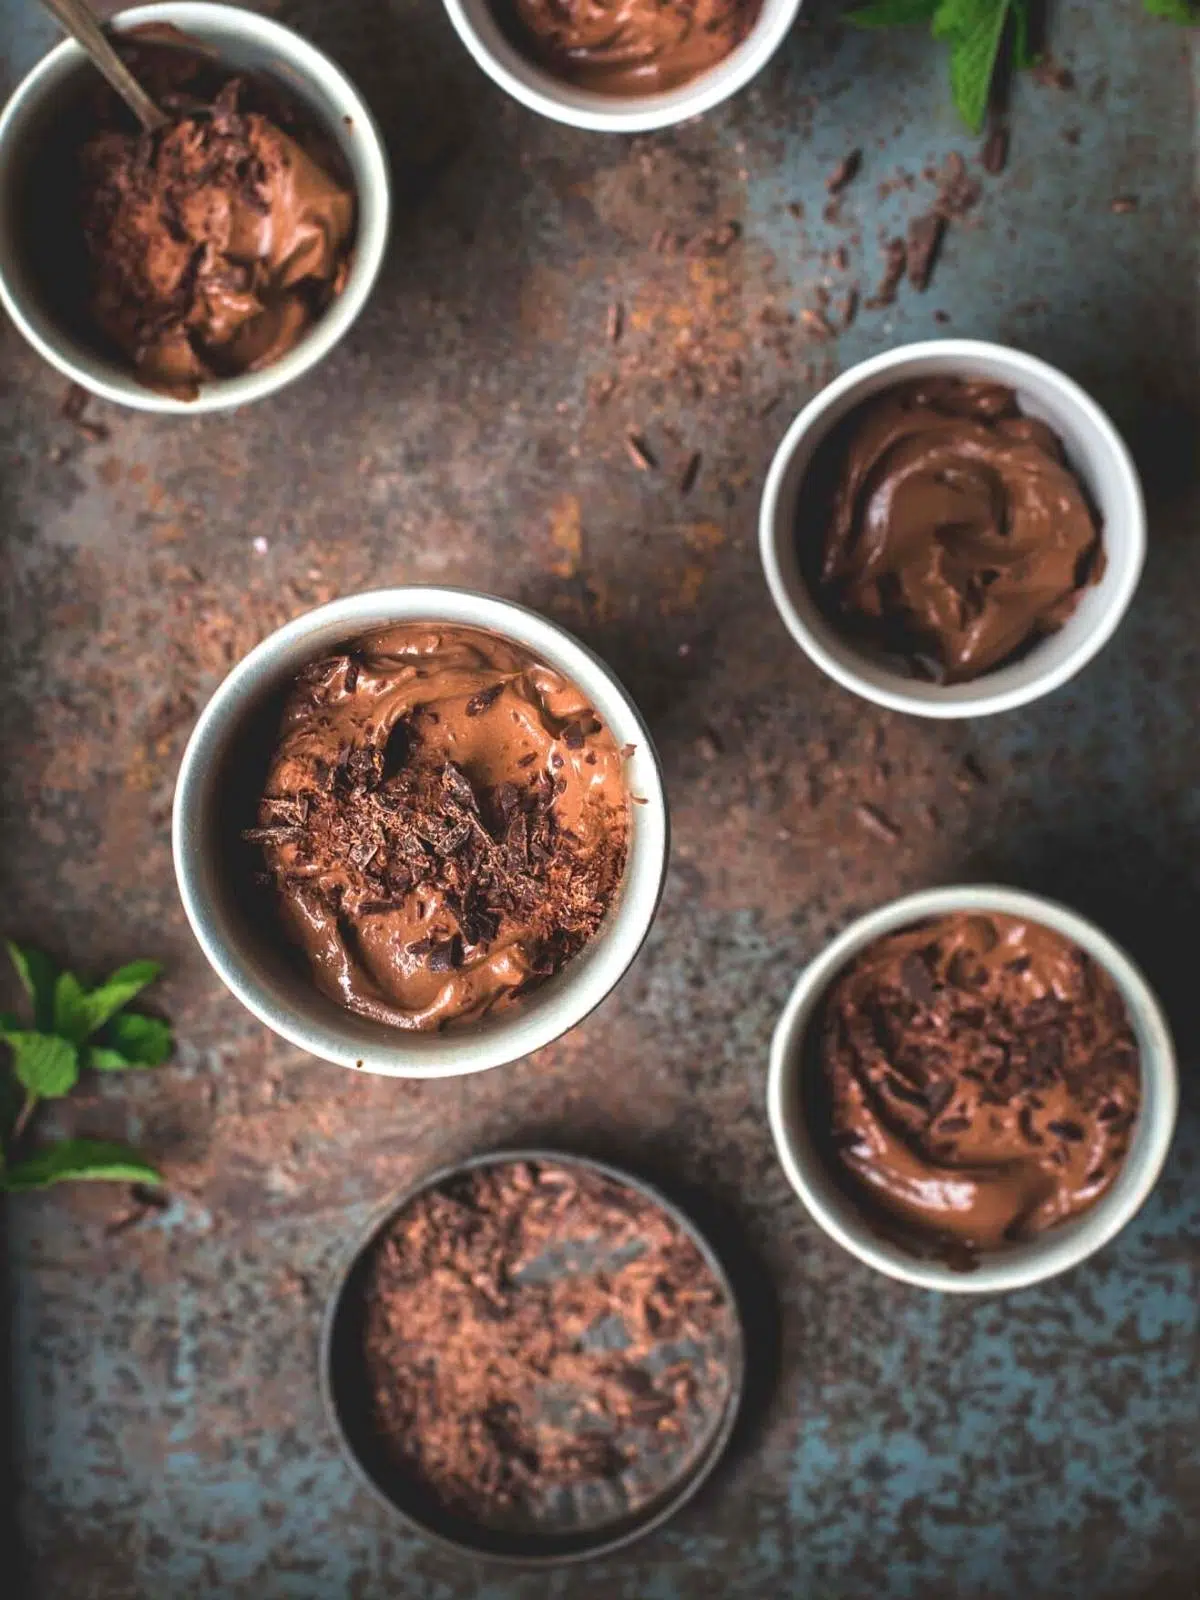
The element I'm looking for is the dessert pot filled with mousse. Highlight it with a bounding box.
[173,590,668,1077]
[0,5,389,411]
[767,886,1177,1294]
[760,340,1146,718]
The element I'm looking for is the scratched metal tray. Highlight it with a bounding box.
[1,0,1197,1597]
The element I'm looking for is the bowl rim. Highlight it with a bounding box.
[759,338,1147,720]
[766,883,1179,1294]
[0,0,391,414]
[171,586,670,1077]
[318,1146,747,1565]
[438,0,805,133]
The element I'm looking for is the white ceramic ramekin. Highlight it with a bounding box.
[0,3,390,414]
[767,885,1178,1294]
[172,588,669,1078]
[760,340,1146,719]
[441,0,803,133]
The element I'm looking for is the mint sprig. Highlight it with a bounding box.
[1,942,172,1193]
[850,0,1195,132]
[849,0,1029,133]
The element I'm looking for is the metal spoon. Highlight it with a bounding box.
[40,0,168,132]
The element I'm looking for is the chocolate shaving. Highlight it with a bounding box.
[465,683,504,717]
[865,237,907,309]
[625,433,657,471]
[826,148,863,195]
[906,212,945,292]
[360,1161,734,1527]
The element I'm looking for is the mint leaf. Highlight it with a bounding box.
[1144,0,1197,20]
[934,0,1013,134]
[848,0,939,23]
[99,1012,172,1067]
[85,1047,136,1071]
[6,942,57,1031]
[86,1014,173,1072]
[52,971,91,1044]
[2,1032,79,1098]
[1,1139,160,1192]
[55,961,164,1043]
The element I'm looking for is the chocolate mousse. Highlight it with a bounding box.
[813,913,1140,1260]
[496,0,763,95]
[249,625,630,1032]
[803,379,1104,683]
[67,36,355,395]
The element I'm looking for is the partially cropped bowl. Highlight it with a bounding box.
[441,0,804,134]
[0,2,390,414]
[767,885,1178,1294]
[760,340,1146,719]
[172,588,668,1077]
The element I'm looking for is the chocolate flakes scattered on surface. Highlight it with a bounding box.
[360,1160,736,1533]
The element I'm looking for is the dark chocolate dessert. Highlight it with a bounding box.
[28,31,355,397]
[494,0,763,96]
[249,625,629,1032]
[800,378,1104,683]
[812,913,1141,1261]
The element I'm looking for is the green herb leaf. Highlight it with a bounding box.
[52,971,91,1044]
[1143,0,1197,21]
[85,1047,135,1071]
[1,1138,160,1192]
[848,0,939,24]
[89,1012,173,1070]
[934,0,1014,133]
[6,942,57,1031]
[54,961,164,1044]
[1,1032,79,1098]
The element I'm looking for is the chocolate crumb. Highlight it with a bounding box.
[854,802,902,843]
[865,237,907,309]
[906,212,945,291]
[826,148,863,195]
[625,433,657,471]
[801,308,835,341]
[1033,58,1075,90]
[982,127,1009,175]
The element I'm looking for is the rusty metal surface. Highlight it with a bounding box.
[1,1,1198,1596]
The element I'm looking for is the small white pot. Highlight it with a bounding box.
[767,885,1178,1294]
[441,0,804,133]
[0,2,390,414]
[172,588,669,1078]
[759,340,1146,719]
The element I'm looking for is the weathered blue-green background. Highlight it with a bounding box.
[1,1,1197,1595]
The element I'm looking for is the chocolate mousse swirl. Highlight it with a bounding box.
[810,379,1103,683]
[501,0,762,94]
[75,38,355,396]
[815,914,1140,1258]
[251,625,629,1032]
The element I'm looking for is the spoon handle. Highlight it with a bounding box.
[40,0,168,132]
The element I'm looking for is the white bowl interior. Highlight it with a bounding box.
[0,2,390,414]
[761,341,1146,718]
[173,589,668,1077]
[767,886,1178,1293]
[441,0,803,132]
